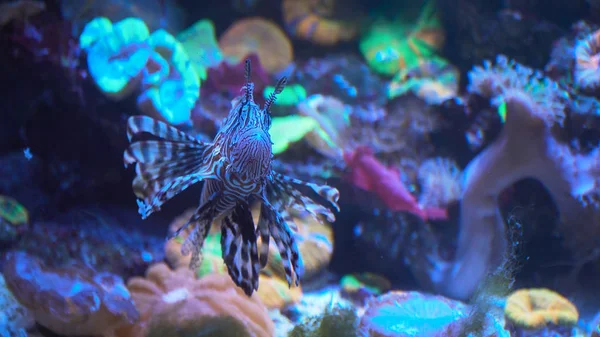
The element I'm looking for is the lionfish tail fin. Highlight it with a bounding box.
[222,203,261,296]
[262,199,304,287]
[263,77,287,112]
[123,116,214,218]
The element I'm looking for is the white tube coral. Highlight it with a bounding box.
[429,56,600,301]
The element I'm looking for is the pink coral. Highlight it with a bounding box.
[2,251,139,337]
[343,145,448,221]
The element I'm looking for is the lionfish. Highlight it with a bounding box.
[123,59,340,296]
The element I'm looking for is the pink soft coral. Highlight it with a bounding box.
[343,145,448,221]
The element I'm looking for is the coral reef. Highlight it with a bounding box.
[121,263,274,337]
[358,291,469,337]
[3,251,139,337]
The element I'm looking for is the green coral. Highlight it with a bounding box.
[177,19,223,81]
[360,1,443,76]
[290,306,360,337]
[269,115,318,154]
[263,84,307,106]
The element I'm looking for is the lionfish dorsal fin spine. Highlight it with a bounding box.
[264,76,287,112]
[244,58,254,102]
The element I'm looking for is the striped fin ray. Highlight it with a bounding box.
[271,172,340,212]
[221,203,260,296]
[124,130,216,219]
[170,191,222,271]
[256,204,271,269]
[268,174,338,223]
[126,115,197,143]
[261,199,304,287]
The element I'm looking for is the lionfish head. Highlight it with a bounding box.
[229,58,287,131]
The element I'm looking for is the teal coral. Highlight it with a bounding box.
[270,115,318,154]
[80,17,151,100]
[177,19,223,81]
[137,29,200,125]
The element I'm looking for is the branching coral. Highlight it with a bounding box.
[427,56,600,301]
[219,17,293,75]
[121,263,274,337]
[3,251,139,337]
[282,0,358,45]
[79,17,152,100]
[137,29,200,125]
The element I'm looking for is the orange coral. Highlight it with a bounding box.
[219,17,293,75]
[256,274,303,309]
[574,29,600,91]
[2,251,139,337]
[504,288,579,329]
[121,263,274,337]
[282,0,358,45]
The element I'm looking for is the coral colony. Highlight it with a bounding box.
[1,0,600,336]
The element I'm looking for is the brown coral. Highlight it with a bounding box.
[121,263,274,337]
[219,17,293,75]
[504,288,579,330]
[2,251,139,337]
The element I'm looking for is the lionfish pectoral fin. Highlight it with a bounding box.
[123,116,216,218]
[168,191,221,271]
[262,199,304,287]
[269,172,340,222]
[221,203,260,296]
[257,203,271,269]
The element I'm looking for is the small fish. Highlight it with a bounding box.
[124,59,340,296]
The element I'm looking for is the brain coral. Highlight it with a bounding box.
[122,263,274,337]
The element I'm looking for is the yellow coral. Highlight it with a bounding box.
[219,17,293,75]
[504,288,579,329]
[121,263,274,337]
